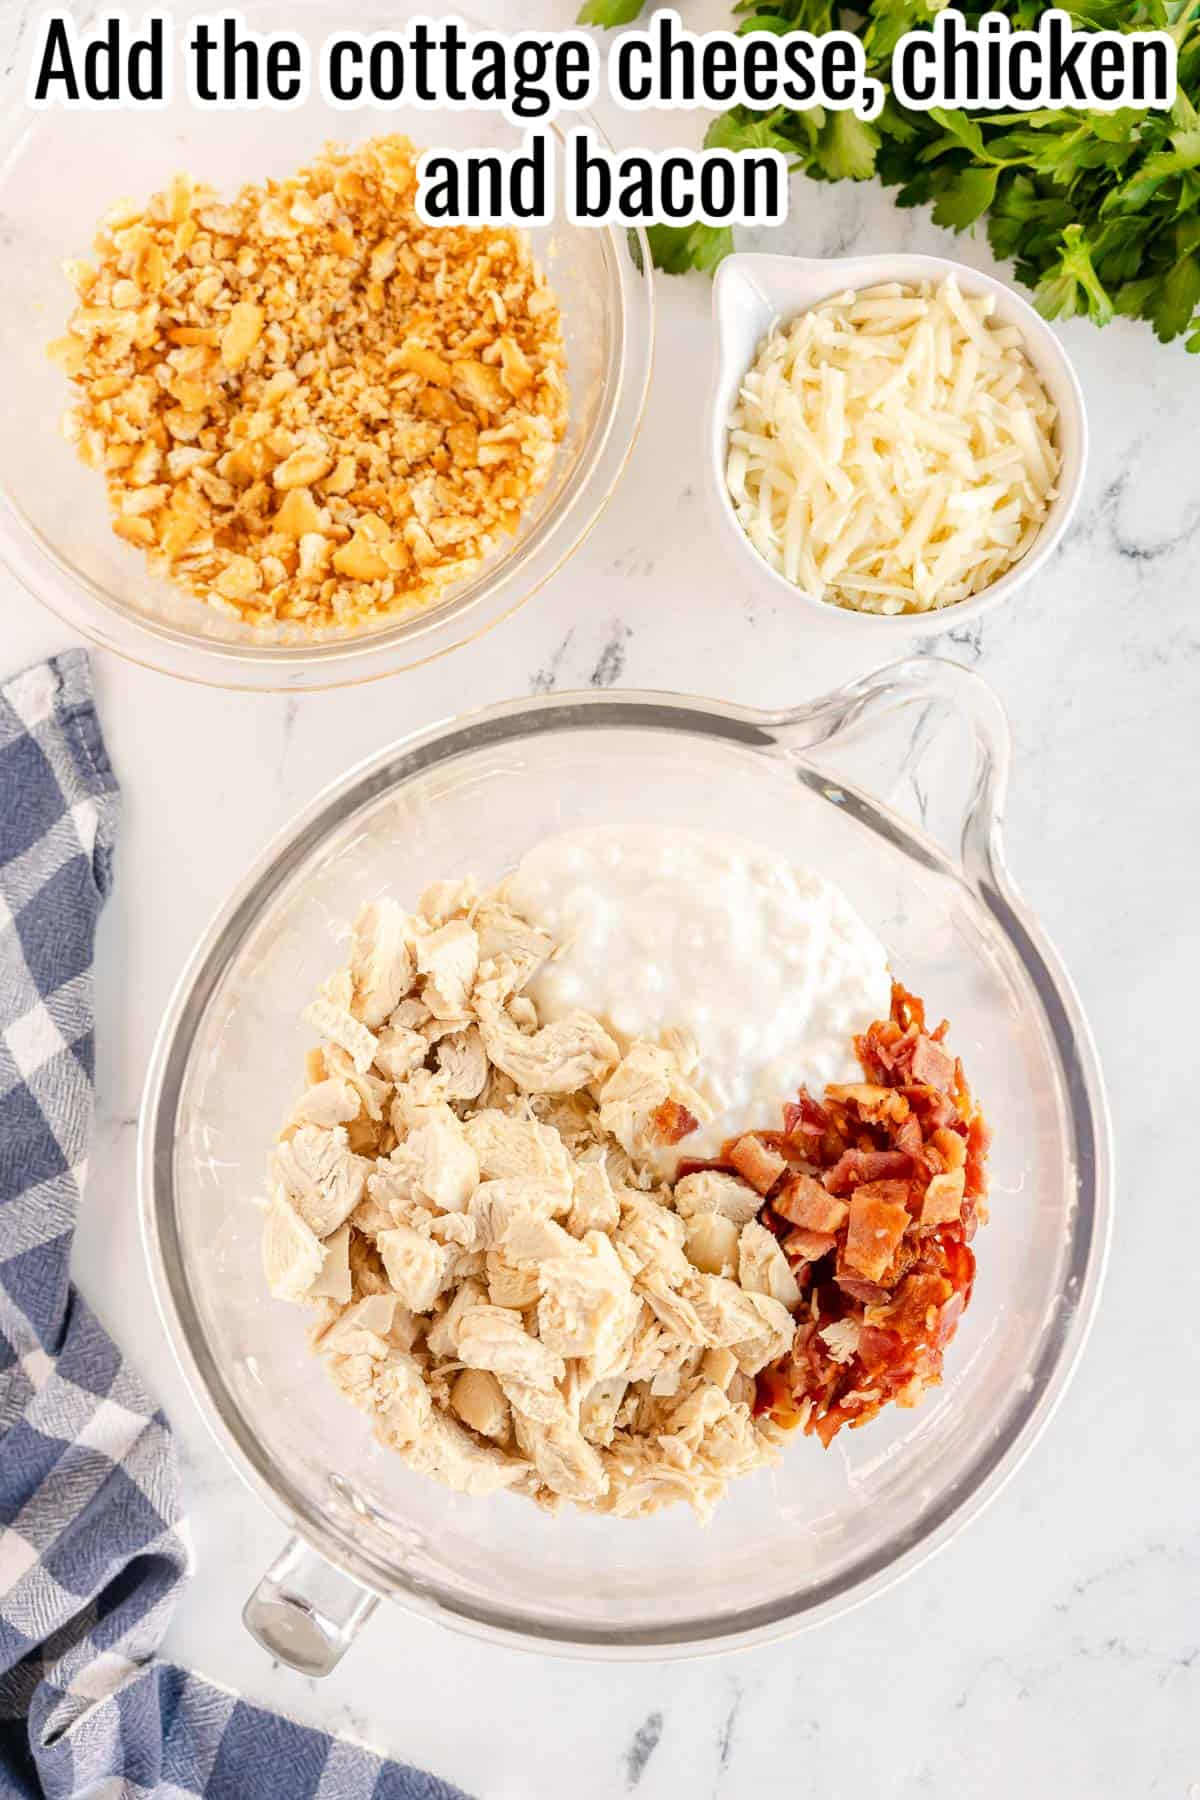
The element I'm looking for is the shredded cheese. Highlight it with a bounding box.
[725,278,1061,616]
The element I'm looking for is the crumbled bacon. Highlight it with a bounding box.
[909,1035,956,1093]
[773,1171,847,1234]
[728,1133,788,1196]
[782,1089,830,1146]
[750,980,991,1446]
[842,1181,911,1283]
[651,1098,700,1145]
[783,1226,839,1263]
[823,1147,915,1196]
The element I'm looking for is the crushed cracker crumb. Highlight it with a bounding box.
[50,135,568,633]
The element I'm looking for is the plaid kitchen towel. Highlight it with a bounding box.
[0,651,465,1800]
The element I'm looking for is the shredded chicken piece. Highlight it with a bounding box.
[475,983,620,1094]
[264,877,792,1517]
[272,1126,369,1238]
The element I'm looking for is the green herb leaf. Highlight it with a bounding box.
[646,223,735,275]
[1035,223,1116,326]
[575,0,645,23]
[1147,249,1200,337]
[932,165,1000,229]
[704,109,795,155]
[814,110,881,181]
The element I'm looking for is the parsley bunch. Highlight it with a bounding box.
[581,0,1200,349]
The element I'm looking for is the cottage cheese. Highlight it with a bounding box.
[507,826,891,1157]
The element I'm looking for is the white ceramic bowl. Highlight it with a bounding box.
[707,252,1088,633]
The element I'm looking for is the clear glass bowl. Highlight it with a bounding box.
[139,659,1111,1664]
[0,7,653,690]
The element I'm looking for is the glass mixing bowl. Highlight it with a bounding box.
[0,6,652,690]
[139,659,1111,1666]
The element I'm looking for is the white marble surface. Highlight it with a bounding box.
[4,2,1199,1794]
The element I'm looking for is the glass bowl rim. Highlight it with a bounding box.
[137,667,1113,1657]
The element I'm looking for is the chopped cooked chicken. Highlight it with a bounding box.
[470,1177,569,1248]
[474,899,555,987]
[405,1107,479,1212]
[425,1277,486,1360]
[417,877,478,928]
[579,1375,628,1446]
[451,1367,510,1441]
[597,1041,714,1163]
[303,989,379,1075]
[568,1154,620,1237]
[372,1023,429,1085]
[322,1045,392,1123]
[501,1211,578,1266]
[512,1400,608,1504]
[371,1350,434,1447]
[457,1304,565,1391]
[272,1126,369,1238]
[400,1412,527,1496]
[315,1293,397,1357]
[464,1110,574,1201]
[417,919,479,1020]
[673,1170,761,1226]
[476,984,620,1095]
[309,1222,353,1303]
[377,1224,449,1312]
[485,1249,541,1310]
[423,1027,489,1102]
[290,1078,361,1130]
[262,1194,325,1301]
[738,1219,803,1311]
[538,1233,639,1375]
[617,1192,692,1286]
[263,872,803,1519]
[684,1211,740,1278]
[350,899,420,1027]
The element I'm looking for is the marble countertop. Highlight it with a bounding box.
[4,2,1198,1793]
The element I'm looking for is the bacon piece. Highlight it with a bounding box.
[867,1271,952,1339]
[898,1085,957,1130]
[928,1125,967,1174]
[941,1234,976,1299]
[833,1273,892,1307]
[782,1227,838,1264]
[651,1098,699,1145]
[896,1114,924,1159]
[964,1114,992,1199]
[891,982,927,1032]
[823,1148,914,1196]
[753,979,991,1449]
[782,1088,829,1144]
[826,1082,910,1125]
[841,1181,911,1284]
[909,1035,956,1093]
[773,1171,848,1234]
[920,1167,965,1226]
[728,1133,788,1196]
[856,1325,906,1373]
[936,1290,966,1347]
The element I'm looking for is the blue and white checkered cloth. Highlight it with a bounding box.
[0,651,465,1800]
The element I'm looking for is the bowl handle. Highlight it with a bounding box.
[765,656,1011,890]
[242,1536,377,1676]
